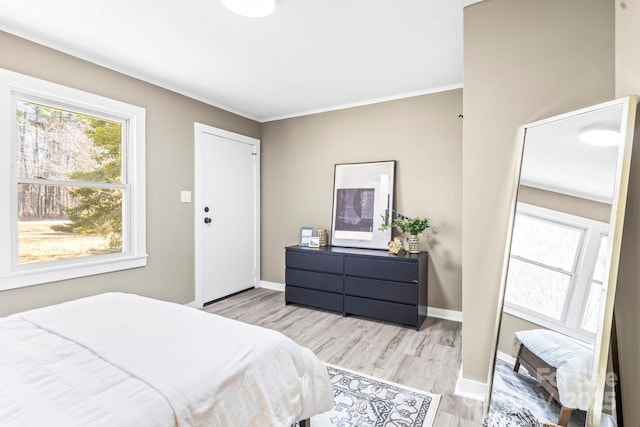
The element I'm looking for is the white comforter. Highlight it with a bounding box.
[516,329,594,411]
[1,293,334,426]
[0,317,175,426]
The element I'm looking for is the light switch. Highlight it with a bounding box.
[180,191,192,203]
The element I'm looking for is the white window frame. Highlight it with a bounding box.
[0,68,147,291]
[504,202,608,344]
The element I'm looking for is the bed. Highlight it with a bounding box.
[0,292,334,426]
[513,329,594,427]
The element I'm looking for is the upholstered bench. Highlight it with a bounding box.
[514,329,594,427]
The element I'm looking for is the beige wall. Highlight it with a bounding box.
[497,313,542,357]
[462,0,614,385]
[614,0,640,422]
[518,185,611,223]
[0,31,260,316]
[261,90,463,311]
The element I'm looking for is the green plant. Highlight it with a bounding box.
[379,211,430,235]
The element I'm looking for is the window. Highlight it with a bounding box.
[580,235,608,333]
[504,203,609,343]
[0,69,146,291]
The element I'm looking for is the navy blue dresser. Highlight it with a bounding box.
[285,245,428,330]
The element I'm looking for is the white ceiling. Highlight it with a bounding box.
[520,103,625,204]
[0,0,480,122]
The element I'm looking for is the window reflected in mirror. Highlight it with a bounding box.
[504,203,608,342]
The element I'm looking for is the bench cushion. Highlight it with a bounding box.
[516,329,593,411]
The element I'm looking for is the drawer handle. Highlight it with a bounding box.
[412,280,418,283]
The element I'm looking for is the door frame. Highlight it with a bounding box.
[193,123,260,308]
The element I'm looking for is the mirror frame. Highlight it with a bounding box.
[485,96,637,427]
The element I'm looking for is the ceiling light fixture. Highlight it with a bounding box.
[220,0,276,17]
[578,125,621,147]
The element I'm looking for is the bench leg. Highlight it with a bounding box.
[513,345,523,373]
[299,418,311,427]
[558,407,572,426]
[513,359,521,373]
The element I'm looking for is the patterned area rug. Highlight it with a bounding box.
[489,359,585,427]
[311,364,441,427]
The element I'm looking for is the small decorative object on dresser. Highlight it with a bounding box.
[308,237,320,248]
[388,237,404,255]
[299,226,314,247]
[316,229,328,247]
[407,235,420,254]
[379,211,430,254]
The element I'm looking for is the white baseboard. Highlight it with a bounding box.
[260,281,462,322]
[497,350,516,366]
[454,367,487,401]
[259,280,285,292]
[427,306,462,322]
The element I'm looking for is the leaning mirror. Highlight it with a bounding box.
[485,96,637,427]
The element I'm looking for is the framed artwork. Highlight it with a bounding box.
[299,226,314,246]
[331,160,396,249]
[308,236,320,248]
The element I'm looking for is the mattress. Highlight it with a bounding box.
[1,293,334,426]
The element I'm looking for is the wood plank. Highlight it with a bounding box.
[204,288,484,425]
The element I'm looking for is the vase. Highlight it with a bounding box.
[317,229,328,247]
[408,235,420,254]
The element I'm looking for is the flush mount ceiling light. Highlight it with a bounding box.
[578,124,621,147]
[220,0,276,17]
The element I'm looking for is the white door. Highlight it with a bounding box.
[194,124,260,307]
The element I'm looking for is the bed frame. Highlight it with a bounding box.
[513,343,573,427]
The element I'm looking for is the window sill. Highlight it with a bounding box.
[503,304,595,345]
[0,254,148,292]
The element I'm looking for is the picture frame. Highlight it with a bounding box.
[299,226,314,247]
[331,160,396,250]
[308,236,320,248]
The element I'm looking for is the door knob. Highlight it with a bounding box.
[204,217,212,224]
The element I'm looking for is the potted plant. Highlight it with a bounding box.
[380,212,430,254]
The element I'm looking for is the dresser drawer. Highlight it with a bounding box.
[286,286,343,313]
[286,250,343,274]
[344,296,416,327]
[345,276,417,305]
[345,256,417,283]
[286,268,342,294]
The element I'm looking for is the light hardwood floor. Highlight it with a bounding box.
[204,288,484,426]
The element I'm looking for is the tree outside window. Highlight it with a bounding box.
[16,100,125,264]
